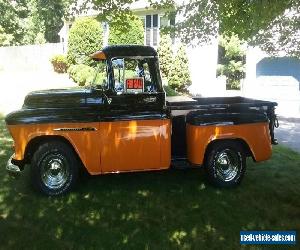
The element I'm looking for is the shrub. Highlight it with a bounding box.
[108,15,144,45]
[163,85,178,96]
[169,44,191,93]
[67,18,103,66]
[68,64,96,86]
[157,34,173,81]
[50,54,68,73]
[217,34,246,90]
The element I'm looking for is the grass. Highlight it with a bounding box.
[0,115,299,250]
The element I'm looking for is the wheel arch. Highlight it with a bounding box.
[204,138,255,164]
[24,135,84,167]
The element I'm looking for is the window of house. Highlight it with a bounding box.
[169,12,176,26]
[145,14,159,47]
[169,12,176,44]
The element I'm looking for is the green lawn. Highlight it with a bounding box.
[0,116,299,250]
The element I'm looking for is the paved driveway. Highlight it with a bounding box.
[276,117,300,153]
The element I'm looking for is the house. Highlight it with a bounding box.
[58,0,220,96]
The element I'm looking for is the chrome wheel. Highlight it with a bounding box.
[215,149,240,182]
[40,154,69,190]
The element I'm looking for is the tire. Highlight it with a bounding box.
[31,141,79,196]
[205,141,246,188]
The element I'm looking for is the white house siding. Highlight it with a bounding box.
[186,41,219,96]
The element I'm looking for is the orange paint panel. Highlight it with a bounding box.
[7,123,101,174]
[7,119,172,175]
[90,50,106,60]
[160,120,172,168]
[99,119,171,173]
[187,122,272,165]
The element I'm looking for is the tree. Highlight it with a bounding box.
[217,35,246,89]
[0,0,29,45]
[108,14,144,45]
[249,7,300,57]
[67,17,103,66]
[158,0,300,57]
[217,34,246,89]
[157,34,173,82]
[0,25,14,46]
[79,0,300,57]
[168,44,191,92]
[35,0,67,43]
[0,0,72,46]
[22,0,45,45]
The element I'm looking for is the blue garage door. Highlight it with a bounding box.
[256,57,300,90]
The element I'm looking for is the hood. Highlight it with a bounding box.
[5,87,106,125]
[23,87,90,108]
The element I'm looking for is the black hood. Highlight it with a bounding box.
[23,88,89,108]
[5,87,106,125]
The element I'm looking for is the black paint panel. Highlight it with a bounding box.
[101,45,158,58]
[23,88,92,108]
[171,115,187,159]
[5,107,169,125]
[186,111,268,126]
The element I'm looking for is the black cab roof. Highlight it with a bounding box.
[91,45,157,60]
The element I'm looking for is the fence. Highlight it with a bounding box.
[0,43,64,71]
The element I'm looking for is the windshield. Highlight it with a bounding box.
[111,57,157,94]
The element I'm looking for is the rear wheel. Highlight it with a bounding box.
[31,141,79,196]
[205,141,246,187]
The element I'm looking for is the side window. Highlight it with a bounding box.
[112,59,125,92]
[92,60,109,88]
[112,57,156,94]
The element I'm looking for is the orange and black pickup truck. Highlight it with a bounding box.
[5,45,279,196]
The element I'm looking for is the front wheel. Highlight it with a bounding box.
[31,141,79,196]
[205,141,246,187]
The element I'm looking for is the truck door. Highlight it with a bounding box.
[100,57,171,173]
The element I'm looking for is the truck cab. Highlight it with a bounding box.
[5,45,278,196]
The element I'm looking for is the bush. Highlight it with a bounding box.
[50,54,68,73]
[163,85,178,96]
[157,34,173,81]
[217,34,246,90]
[67,18,103,66]
[108,15,144,45]
[169,44,191,93]
[68,64,96,86]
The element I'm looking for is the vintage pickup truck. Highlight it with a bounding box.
[5,45,278,195]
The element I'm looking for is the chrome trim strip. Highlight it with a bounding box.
[53,127,97,131]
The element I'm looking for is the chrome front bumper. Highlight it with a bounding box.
[6,155,22,177]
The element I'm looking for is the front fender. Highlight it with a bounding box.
[6,122,101,174]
